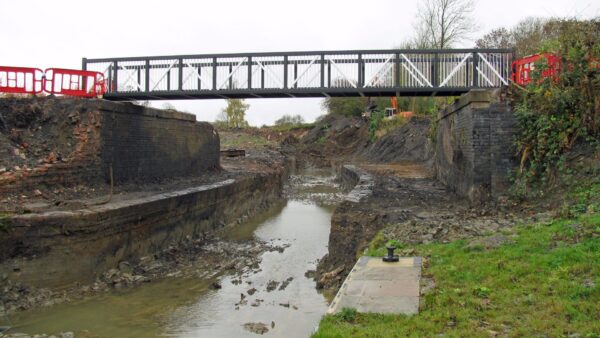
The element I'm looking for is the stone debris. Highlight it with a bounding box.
[0,332,73,338]
[265,280,280,292]
[243,322,269,335]
[278,277,294,291]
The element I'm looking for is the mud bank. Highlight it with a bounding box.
[0,151,288,316]
[316,163,517,292]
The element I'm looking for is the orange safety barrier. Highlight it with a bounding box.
[0,66,44,94]
[44,68,106,98]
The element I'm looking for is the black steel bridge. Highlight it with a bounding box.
[83,49,514,100]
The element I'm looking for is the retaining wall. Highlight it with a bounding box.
[0,97,219,192]
[0,171,284,287]
[435,89,518,203]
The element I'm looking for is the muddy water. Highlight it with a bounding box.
[4,169,339,338]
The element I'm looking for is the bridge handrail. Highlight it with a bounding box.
[83,48,515,100]
[83,48,514,63]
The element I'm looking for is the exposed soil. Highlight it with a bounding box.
[0,224,289,318]
[315,163,519,291]
[286,114,434,168]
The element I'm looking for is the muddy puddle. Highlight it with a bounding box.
[2,169,340,338]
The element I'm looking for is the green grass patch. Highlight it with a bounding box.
[314,213,600,337]
[269,122,315,132]
[374,115,409,139]
[220,134,272,149]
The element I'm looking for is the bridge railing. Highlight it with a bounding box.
[82,49,513,99]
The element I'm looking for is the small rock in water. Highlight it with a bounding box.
[266,280,279,292]
[211,282,222,289]
[243,322,269,335]
[278,277,293,291]
[247,287,257,295]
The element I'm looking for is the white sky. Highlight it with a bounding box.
[2,0,598,125]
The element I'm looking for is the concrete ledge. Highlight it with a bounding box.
[341,165,374,203]
[92,99,196,122]
[328,256,422,315]
[0,170,284,288]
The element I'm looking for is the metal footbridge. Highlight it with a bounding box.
[82,49,513,100]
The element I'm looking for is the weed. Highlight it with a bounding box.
[314,213,600,337]
[473,286,491,298]
[335,307,358,323]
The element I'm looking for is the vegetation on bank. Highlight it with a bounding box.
[512,19,599,197]
[314,174,600,337]
[316,213,600,337]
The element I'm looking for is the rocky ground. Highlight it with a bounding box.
[314,164,523,292]
[0,230,289,317]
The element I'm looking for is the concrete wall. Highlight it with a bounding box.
[435,90,518,203]
[1,171,284,288]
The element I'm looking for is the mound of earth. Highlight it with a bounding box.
[295,114,432,166]
[361,116,433,164]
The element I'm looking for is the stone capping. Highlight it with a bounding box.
[11,179,235,225]
[341,165,374,203]
[92,99,197,122]
[437,89,501,121]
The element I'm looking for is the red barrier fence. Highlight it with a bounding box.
[512,53,561,86]
[0,66,106,97]
[0,66,44,95]
[44,68,106,98]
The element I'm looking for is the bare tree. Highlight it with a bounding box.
[475,27,513,49]
[415,0,477,49]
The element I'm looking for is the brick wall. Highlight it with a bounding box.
[435,90,518,203]
[96,101,220,184]
[0,98,219,192]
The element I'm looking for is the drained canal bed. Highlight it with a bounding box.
[2,169,341,338]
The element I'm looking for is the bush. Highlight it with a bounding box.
[512,19,600,190]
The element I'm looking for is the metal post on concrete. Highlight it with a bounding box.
[212,57,217,90]
[394,53,400,88]
[113,61,118,93]
[473,52,479,87]
[283,55,288,89]
[145,60,150,92]
[178,58,183,91]
[358,53,364,88]
[320,54,325,88]
[247,56,252,89]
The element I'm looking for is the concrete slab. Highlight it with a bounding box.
[327,256,422,315]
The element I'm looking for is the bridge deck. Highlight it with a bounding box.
[83,49,513,100]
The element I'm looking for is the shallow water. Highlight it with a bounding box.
[3,169,339,338]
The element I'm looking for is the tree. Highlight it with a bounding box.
[275,114,305,126]
[222,99,249,128]
[475,27,513,49]
[414,0,477,49]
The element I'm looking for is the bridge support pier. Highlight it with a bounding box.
[435,89,518,204]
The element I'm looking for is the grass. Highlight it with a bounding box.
[220,133,273,149]
[374,116,409,139]
[269,122,315,132]
[315,213,600,337]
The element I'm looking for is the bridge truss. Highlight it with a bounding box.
[83,49,513,100]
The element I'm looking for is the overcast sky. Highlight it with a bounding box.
[2,0,598,125]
